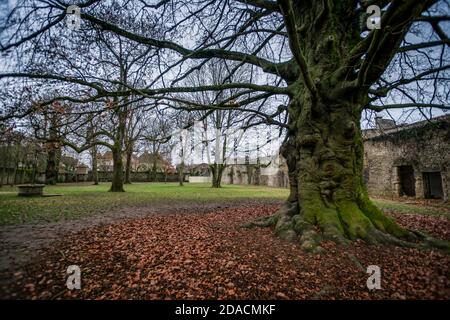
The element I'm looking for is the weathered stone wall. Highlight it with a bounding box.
[221,160,289,188]
[218,117,449,200]
[363,117,450,201]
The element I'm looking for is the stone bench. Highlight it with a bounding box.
[18,184,46,196]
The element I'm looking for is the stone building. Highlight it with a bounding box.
[210,115,449,201]
[220,156,289,188]
[363,115,450,201]
[75,164,89,182]
[97,151,139,172]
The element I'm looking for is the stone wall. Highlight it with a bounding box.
[221,160,289,188]
[217,116,449,200]
[363,116,450,201]
[189,176,211,183]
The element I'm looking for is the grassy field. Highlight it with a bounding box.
[0,183,288,225]
[372,198,450,218]
[1,183,448,225]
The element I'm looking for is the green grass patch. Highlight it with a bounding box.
[372,198,450,219]
[0,183,288,225]
[1,183,447,226]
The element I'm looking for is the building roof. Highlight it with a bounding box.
[363,114,450,140]
[98,151,113,160]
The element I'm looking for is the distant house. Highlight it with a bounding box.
[136,151,166,172]
[76,164,88,175]
[60,155,78,170]
[97,151,114,172]
[76,164,89,182]
[58,155,79,182]
[97,151,164,173]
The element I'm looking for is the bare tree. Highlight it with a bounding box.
[1,0,449,249]
[184,59,251,188]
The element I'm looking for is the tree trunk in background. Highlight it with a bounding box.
[20,166,25,184]
[110,147,124,192]
[178,162,184,186]
[45,144,58,185]
[253,166,261,186]
[0,167,4,188]
[12,164,17,185]
[109,107,126,192]
[91,146,99,185]
[151,160,158,182]
[31,162,37,184]
[246,165,254,185]
[6,165,11,185]
[229,166,234,185]
[45,113,59,185]
[124,146,132,184]
[210,163,224,188]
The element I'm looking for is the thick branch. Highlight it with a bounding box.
[277,0,317,98]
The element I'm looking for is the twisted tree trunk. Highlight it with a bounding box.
[247,87,449,251]
[264,95,416,251]
[243,0,450,252]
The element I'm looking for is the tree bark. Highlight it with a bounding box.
[210,163,225,188]
[241,0,449,251]
[0,168,4,188]
[229,166,234,185]
[178,162,184,186]
[12,164,17,185]
[91,146,99,185]
[265,95,415,251]
[45,113,60,185]
[246,164,254,185]
[45,144,58,185]
[124,146,133,184]
[110,147,124,192]
[109,101,127,192]
[151,160,158,182]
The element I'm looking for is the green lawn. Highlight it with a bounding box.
[0,183,288,225]
[372,198,450,218]
[1,183,448,226]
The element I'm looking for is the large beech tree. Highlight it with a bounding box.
[1,0,449,250]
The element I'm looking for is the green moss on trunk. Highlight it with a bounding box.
[249,95,443,252]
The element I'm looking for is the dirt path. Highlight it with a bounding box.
[0,199,281,274]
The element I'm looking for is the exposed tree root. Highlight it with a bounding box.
[243,200,450,254]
